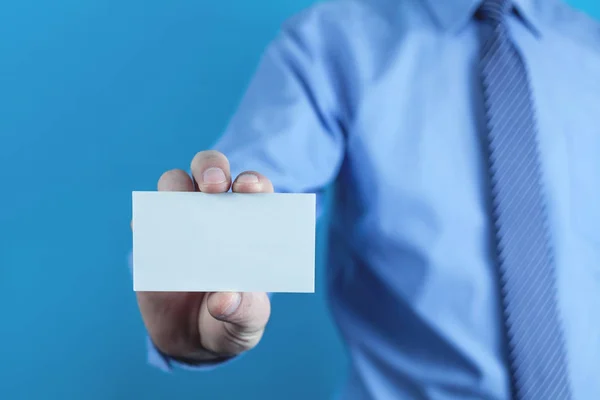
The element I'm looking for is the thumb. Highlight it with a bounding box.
[199,292,271,356]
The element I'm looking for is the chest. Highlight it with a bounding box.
[340,27,600,246]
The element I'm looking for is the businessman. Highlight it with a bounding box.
[134,0,600,398]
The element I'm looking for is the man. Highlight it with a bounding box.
[133,0,600,398]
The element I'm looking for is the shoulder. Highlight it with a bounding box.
[278,0,399,41]
[263,0,399,76]
[282,0,392,27]
[277,0,425,43]
[272,0,425,66]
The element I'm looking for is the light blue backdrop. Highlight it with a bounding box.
[1,1,598,399]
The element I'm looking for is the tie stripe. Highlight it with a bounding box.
[477,2,572,399]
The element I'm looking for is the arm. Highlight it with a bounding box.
[213,17,346,215]
[136,9,346,371]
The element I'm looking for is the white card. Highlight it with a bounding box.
[132,191,316,293]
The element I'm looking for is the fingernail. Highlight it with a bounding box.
[222,293,242,317]
[236,173,259,184]
[202,167,226,184]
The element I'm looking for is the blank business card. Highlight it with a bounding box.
[132,191,316,293]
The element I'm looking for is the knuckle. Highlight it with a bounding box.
[220,325,264,354]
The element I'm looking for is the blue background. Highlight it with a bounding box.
[0,1,598,399]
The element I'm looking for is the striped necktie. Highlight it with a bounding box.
[477,1,572,399]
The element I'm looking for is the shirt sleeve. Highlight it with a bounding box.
[136,9,346,372]
[212,12,346,208]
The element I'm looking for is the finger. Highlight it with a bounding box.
[190,150,232,193]
[157,169,195,192]
[232,171,274,194]
[199,292,271,356]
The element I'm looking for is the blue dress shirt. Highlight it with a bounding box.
[134,0,600,398]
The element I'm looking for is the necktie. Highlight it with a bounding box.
[477,1,572,399]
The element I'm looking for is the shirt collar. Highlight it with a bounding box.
[421,0,543,37]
